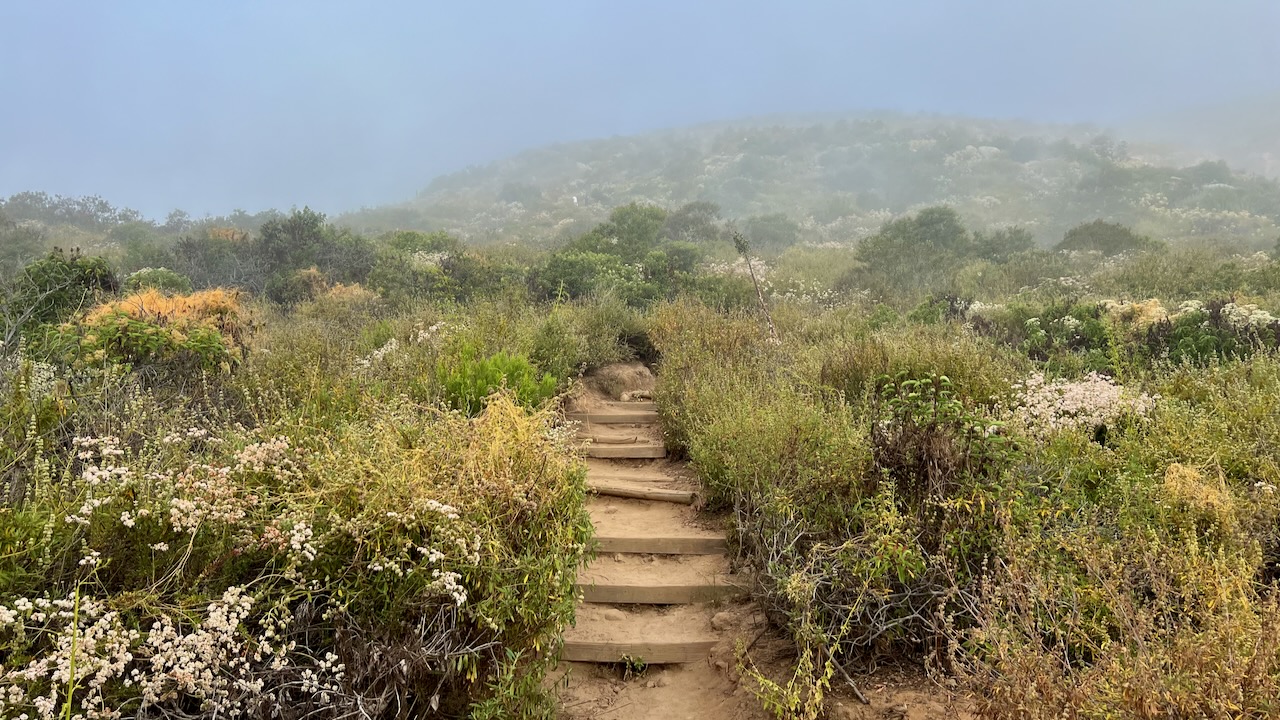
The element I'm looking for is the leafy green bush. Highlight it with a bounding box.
[47,288,247,381]
[1054,218,1162,256]
[437,346,557,416]
[527,297,641,383]
[4,249,118,337]
[123,266,193,294]
[1,281,594,719]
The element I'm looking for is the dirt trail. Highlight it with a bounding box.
[555,365,972,719]
[555,365,767,718]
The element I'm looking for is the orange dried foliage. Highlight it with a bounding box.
[84,288,248,348]
[207,227,249,242]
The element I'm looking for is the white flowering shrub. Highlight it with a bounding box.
[1,344,590,720]
[1008,372,1156,439]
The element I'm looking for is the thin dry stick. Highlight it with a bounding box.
[732,229,779,343]
[833,657,871,705]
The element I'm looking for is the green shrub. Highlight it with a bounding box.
[266,266,330,306]
[438,346,557,415]
[46,288,247,382]
[123,266,193,294]
[4,248,118,338]
[0,391,591,719]
[1055,219,1162,256]
[817,324,1024,406]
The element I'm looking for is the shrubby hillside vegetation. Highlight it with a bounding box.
[4,114,1280,717]
[336,113,1280,251]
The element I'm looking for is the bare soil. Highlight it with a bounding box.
[570,362,656,408]
[556,363,975,719]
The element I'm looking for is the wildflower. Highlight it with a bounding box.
[1010,372,1155,439]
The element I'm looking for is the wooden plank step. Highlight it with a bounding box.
[577,555,744,604]
[562,604,719,664]
[587,443,667,459]
[567,409,660,425]
[562,639,716,664]
[589,480,694,504]
[586,458,678,479]
[589,499,726,555]
[596,535,725,554]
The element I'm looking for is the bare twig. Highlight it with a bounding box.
[731,229,779,343]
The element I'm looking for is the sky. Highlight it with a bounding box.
[2,0,1278,218]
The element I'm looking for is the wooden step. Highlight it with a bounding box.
[566,401,658,425]
[571,401,657,415]
[577,554,744,604]
[589,480,694,504]
[587,460,696,503]
[586,443,667,459]
[578,424,665,459]
[590,499,727,555]
[562,604,718,664]
[567,408,660,425]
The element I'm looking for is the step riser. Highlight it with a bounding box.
[596,537,727,555]
[568,412,660,425]
[578,584,744,604]
[587,445,667,459]
[589,482,694,504]
[561,641,716,664]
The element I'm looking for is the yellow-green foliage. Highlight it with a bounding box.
[0,291,595,718]
[652,294,1280,718]
[61,287,248,372]
[0,384,590,719]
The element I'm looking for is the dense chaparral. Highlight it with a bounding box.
[3,156,1280,718]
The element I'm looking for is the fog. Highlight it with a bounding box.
[2,0,1278,218]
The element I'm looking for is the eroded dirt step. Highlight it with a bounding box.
[562,603,719,664]
[589,480,694,504]
[590,498,727,555]
[586,459,696,504]
[567,400,659,425]
[580,424,667,459]
[578,554,745,604]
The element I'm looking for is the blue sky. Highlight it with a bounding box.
[2,1,1277,217]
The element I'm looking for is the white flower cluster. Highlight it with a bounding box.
[1,584,354,718]
[134,586,264,710]
[259,516,317,563]
[769,277,840,308]
[354,338,400,371]
[409,251,448,270]
[1221,302,1277,330]
[705,257,770,279]
[411,321,448,345]
[967,300,1004,317]
[161,426,211,445]
[1,594,138,720]
[422,499,460,521]
[359,500,478,605]
[234,435,298,479]
[169,464,258,534]
[1010,372,1157,439]
[1168,299,1276,330]
[428,569,468,606]
[64,437,135,527]
[23,360,59,400]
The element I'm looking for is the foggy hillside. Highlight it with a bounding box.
[338,113,1280,250]
[1123,93,1280,178]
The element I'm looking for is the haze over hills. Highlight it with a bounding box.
[338,111,1280,251]
[1122,92,1280,178]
